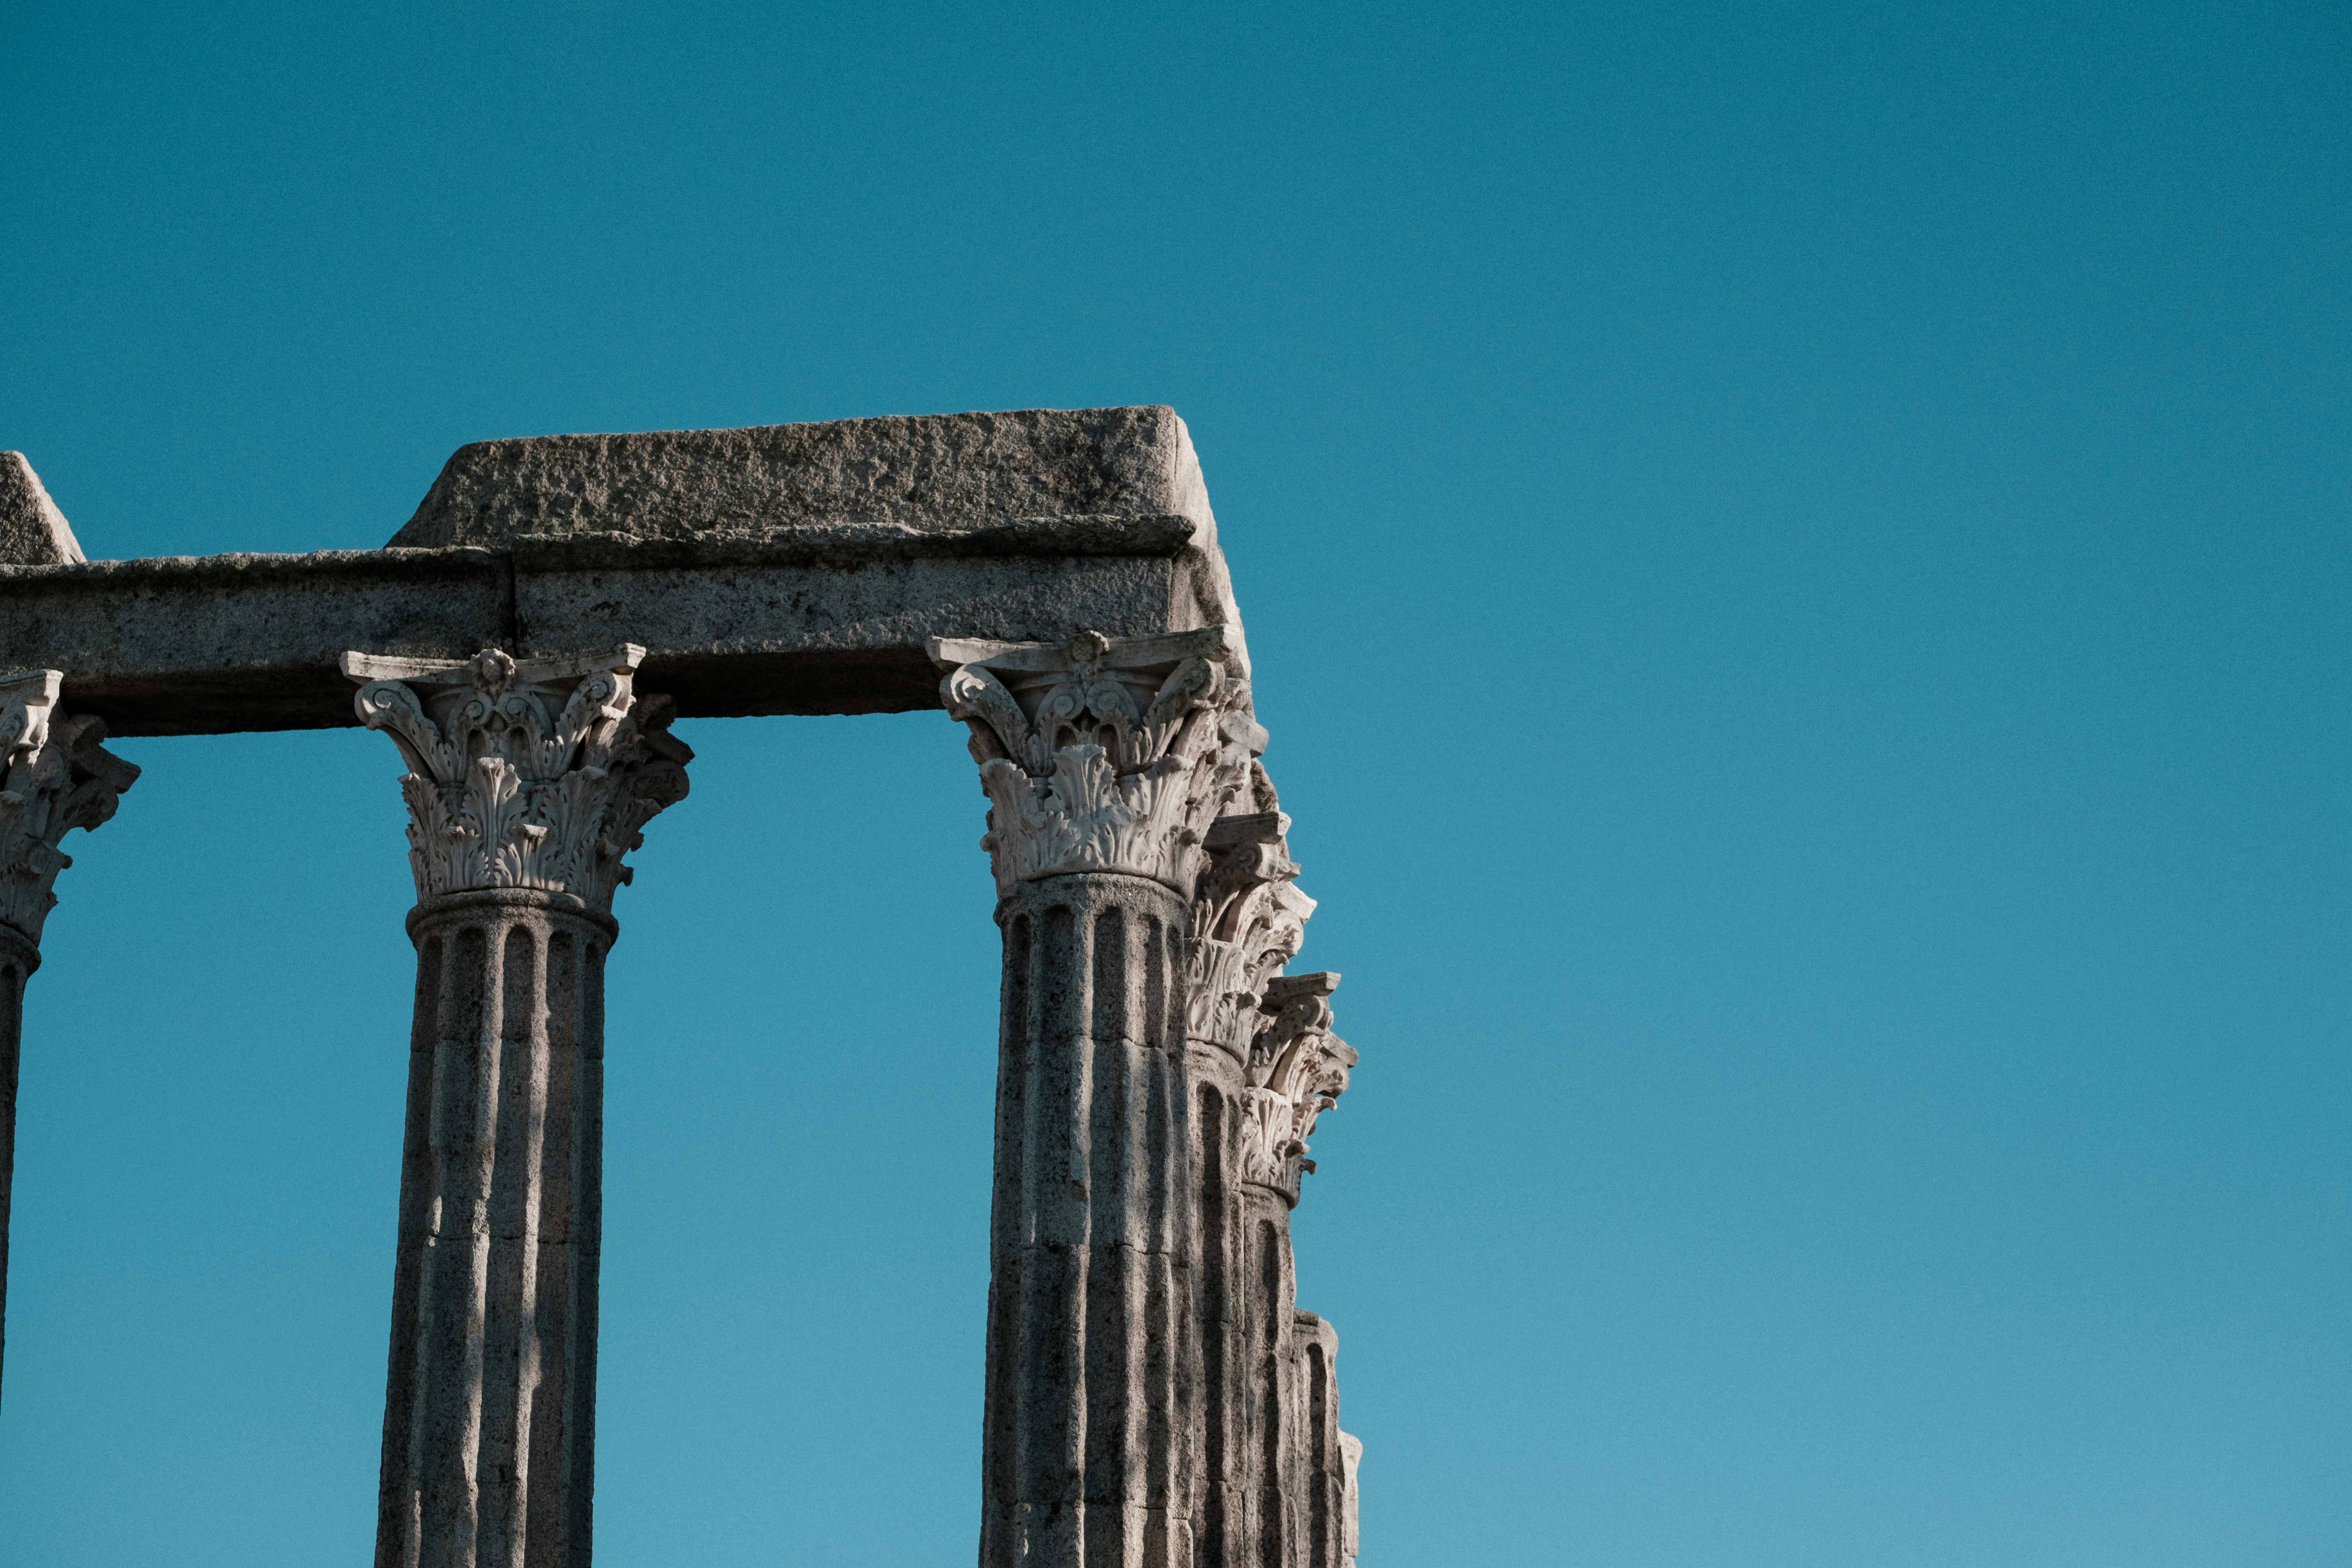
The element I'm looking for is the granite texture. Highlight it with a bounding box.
[392,406,1212,548]
[0,409,1244,736]
[0,454,84,567]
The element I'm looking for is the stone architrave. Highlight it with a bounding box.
[934,625,1265,1568]
[0,666,136,1398]
[344,644,690,1568]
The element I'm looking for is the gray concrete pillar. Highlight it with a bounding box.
[0,666,137,1403]
[935,627,1265,1568]
[346,645,689,1568]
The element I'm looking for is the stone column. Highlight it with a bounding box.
[1337,1432,1362,1568]
[1236,970,1355,1568]
[0,667,137,1401]
[1289,1312,1345,1568]
[1182,808,1311,1568]
[935,626,1265,1568]
[344,645,690,1568]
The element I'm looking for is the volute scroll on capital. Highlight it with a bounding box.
[1239,970,1357,1199]
[342,643,692,916]
[0,667,140,946]
[1184,804,1317,1063]
[930,625,1266,899]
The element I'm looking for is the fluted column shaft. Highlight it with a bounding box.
[0,923,36,1395]
[348,643,688,1568]
[378,891,610,1568]
[1236,1176,1300,1568]
[982,872,1198,1567]
[1186,1033,1250,1568]
[936,625,1264,1567]
[1288,1312,1346,1568]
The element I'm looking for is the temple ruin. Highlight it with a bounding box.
[0,407,1363,1567]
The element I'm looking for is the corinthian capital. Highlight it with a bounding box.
[0,669,139,945]
[342,644,692,914]
[1184,809,1317,1062]
[930,627,1263,898]
[1238,972,1356,1198]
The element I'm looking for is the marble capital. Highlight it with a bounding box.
[1184,810,1316,1065]
[0,668,139,945]
[343,644,691,916]
[932,627,1263,899]
[1239,972,1356,1198]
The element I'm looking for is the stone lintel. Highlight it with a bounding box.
[0,523,1218,737]
[0,406,1247,738]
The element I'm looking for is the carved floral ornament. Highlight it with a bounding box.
[1237,971,1357,1195]
[929,627,1266,898]
[1184,808,1317,1061]
[0,667,139,946]
[342,644,692,914]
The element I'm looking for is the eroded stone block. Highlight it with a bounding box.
[0,454,85,567]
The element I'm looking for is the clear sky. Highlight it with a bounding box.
[1,3,2344,1564]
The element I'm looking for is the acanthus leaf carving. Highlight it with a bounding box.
[1237,971,1356,1198]
[0,667,139,946]
[344,645,691,914]
[932,627,1263,898]
[1183,808,1317,1063]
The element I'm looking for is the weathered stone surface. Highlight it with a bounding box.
[378,891,612,1568]
[0,527,1219,738]
[1186,809,1311,1070]
[1242,972,1354,1203]
[351,645,687,1568]
[393,405,1215,552]
[1292,1313,1349,1568]
[0,454,84,567]
[345,646,690,916]
[0,408,1249,737]
[1339,1432,1362,1568]
[981,872,1199,1568]
[1179,790,1360,1568]
[934,627,1264,899]
[0,408,1370,1567]
[1184,807,1310,1568]
[0,666,134,1408]
[0,669,139,945]
[0,922,36,1400]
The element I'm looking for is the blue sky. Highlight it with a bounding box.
[1,2,2345,1563]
